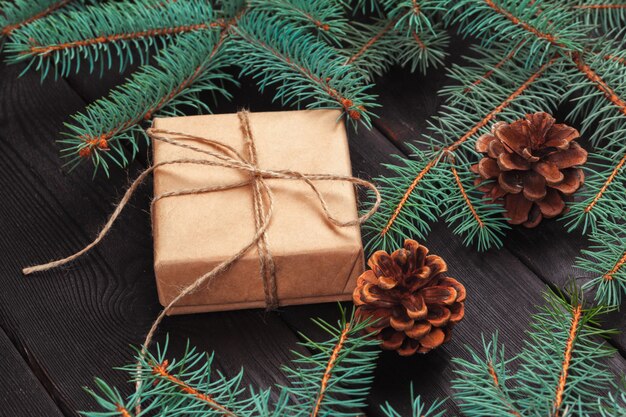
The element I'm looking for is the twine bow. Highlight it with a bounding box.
[22,110,380,407]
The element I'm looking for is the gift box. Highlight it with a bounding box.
[151,109,365,314]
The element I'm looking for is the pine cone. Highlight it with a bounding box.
[472,112,587,227]
[353,239,465,356]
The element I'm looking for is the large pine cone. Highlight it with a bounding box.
[353,239,465,356]
[472,112,587,227]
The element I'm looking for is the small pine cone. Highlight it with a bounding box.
[472,112,587,227]
[353,239,465,356]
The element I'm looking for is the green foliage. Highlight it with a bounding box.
[60,30,235,175]
[577,220,626,307]
[378,385,447,417]
[85,291,623,416]
[342,18,449,80]
[453,291,618,417]
[84,309,381,417]
[5,0,215,79]
[247,0,350,45]
[231,10,378,128]
[443,0,585,68]
[0,0,81,44]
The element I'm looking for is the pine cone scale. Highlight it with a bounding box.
[522,171,546,201]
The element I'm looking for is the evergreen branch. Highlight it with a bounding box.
[455,291,616,417]
[444,0,584,68]
[570,1,626,32]
[0,0,74,36]
[463,40,525,94]
[583,153,626,214]
[453,334,524,417]
[382,0,447,34]
[4,0,216,79]
[150,359,240,416]
[247,0,349,44]
[378,386,447,417]
[395,24,449,75]
[60,28,235,175]
[345,14,403,66]
[561,41,626,233]
[442,159,509,251]
[574,3,626,8]
[513,292,616,416]
[280,309,379,416]
[231,11,378,127]
[572,51,626,117]
[577,220,626,307]
[342,17,448,79]
[563,152,626,234]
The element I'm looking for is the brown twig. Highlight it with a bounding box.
[345,14,404,65]
[487,361,522,417]
[151,360,239,417]
[310,322,351,417]
[552,305,583,417]
[451,165,484,228]
[483,0,564,47]
[24,23,212,56]
[604,251,626,281]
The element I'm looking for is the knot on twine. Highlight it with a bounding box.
[22,110,381,409]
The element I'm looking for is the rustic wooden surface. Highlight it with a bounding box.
[1,39,625,417]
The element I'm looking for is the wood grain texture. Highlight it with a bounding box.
[0,61,304,416]
[0,329,65,417]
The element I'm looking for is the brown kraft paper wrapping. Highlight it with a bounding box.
[151,109,365,314]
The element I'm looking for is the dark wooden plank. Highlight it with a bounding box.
[0,61,306,416]
[0,329,65,417]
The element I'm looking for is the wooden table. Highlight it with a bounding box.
[1,45,625,417]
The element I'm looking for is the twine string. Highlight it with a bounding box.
[21,111,381,411]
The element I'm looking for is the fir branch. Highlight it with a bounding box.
[443,0,584,68]
[342,17,448,79]
[4,0,216,79]
[513,292,616,416]
[344,14,403,66]
[442,158,509,251]
[453,334,523,417]
[0,0,75,37]
[454,291,617,417]
[570,1,626,32]
[60,28,235,175]
[230,11,378,127]
[397,28,449,74]
[563,151,626,234]
[577,220,626,307]
[280,309,379,416]
[382,0,447,34]
[378,385,447,417]
[309,321,351,417]
[247,0,349,44]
